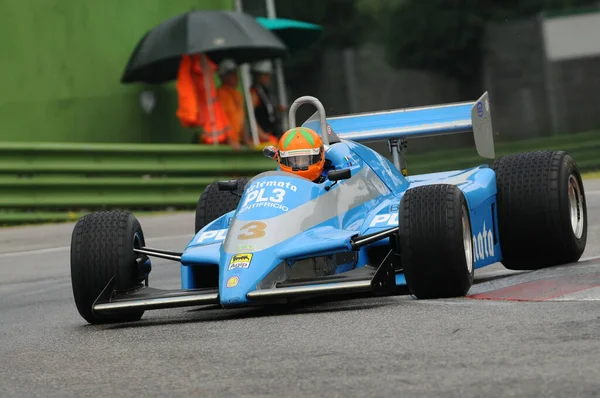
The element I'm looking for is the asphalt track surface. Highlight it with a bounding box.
[1,182,600,398]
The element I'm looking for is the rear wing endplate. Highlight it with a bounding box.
[298,92,495,159]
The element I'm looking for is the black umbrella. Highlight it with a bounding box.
[121,10,287,84]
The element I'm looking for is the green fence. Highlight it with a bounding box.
[0,0,233,145]
[0,143,274,225]
[1,131,600,225]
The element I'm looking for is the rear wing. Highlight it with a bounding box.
[297,92,495,159]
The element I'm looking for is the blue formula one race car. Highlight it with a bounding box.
[70,93,588,324]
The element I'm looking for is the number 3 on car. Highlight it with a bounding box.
[237,221,267,240]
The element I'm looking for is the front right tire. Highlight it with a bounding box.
[194,177,250,233]
[398,184,474,299]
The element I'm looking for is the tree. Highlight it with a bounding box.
[251,0,374,100]
[275,0,372,49]
[370,0,599,96]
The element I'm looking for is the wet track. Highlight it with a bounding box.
[1,181,600,397]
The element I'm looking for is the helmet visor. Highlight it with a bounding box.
[279,148,321,170]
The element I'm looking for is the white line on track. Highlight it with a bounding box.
[0,234,194,258]
[587,190,600,195]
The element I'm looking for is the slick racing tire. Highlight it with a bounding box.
[194,177,251,234]
[194,177,250,288]
[398,184,474,299]
[492,150,587,270]
[70,211,148,324]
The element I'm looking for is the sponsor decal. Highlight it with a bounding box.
[473,221,494,261]
[236,244,255,252]
[369,213,398,227]
[226,276,240,288]
[228,253,253,270]
[485,98,490,112]
[279,148,320,157]
[196,228,228,244]
[239,201,289,213]
[477,101,484,117]
[369,205,400,227]
[239,181,298,214]
[246,180,297,193]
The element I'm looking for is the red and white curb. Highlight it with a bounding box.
[468,257,600,302]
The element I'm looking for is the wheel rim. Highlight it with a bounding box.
[462,206,474,274]
[568,174,584,239]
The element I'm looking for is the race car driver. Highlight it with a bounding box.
[263,127,331,183]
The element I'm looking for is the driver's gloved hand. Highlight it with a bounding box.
[263,145,278,160]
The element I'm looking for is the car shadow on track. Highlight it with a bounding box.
[473,270,530,284]
[98,292,406,330]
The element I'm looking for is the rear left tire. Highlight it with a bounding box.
[398,184,474,299]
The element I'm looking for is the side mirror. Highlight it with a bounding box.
[328,168,351,181]
[218,180,238,192]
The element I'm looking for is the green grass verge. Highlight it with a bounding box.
[582,171,600,180]
[0,209,192,227]
[404,130,600,175]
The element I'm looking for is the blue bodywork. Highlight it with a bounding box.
[179,105,503,307]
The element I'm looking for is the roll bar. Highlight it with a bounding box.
[288,96,330,145]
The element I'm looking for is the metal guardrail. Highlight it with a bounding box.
[0,176,227,208]
[1,132,600,225]
[0,142,274,175]
[0,143,275,224]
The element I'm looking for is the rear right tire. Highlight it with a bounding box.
[193,177,250,288]
[194,177,250,233]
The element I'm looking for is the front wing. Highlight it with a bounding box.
[92,250,398,315]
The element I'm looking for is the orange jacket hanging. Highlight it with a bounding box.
[175,54,230,144]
